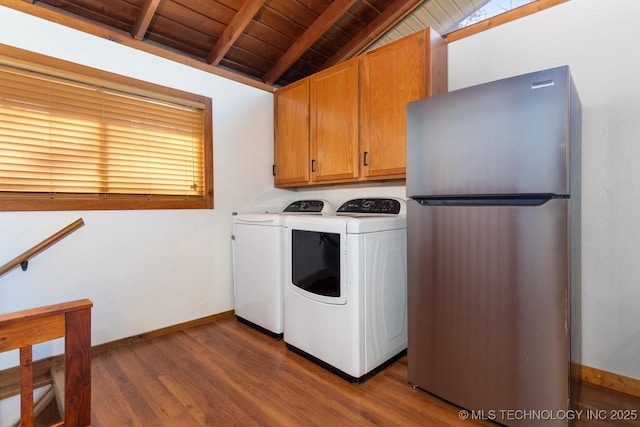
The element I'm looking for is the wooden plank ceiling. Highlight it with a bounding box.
[16,0,486,88]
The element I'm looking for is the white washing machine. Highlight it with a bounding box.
[283,198,407,382]
[232,200,332,338]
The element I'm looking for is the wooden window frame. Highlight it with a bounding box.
[445,0,569,42]
[0,44,213,211]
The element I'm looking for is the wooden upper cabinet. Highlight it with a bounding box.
[360,28,448,179]
[273,28,448,188]
[310,58,360,184]
[274,78,310,187]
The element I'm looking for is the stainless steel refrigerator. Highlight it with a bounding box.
[405,66,581,427]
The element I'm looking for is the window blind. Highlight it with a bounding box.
[0,65,205,198]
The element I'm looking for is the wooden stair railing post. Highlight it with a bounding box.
[0,299,93,426]
[20,346,34,426]
[63,306,92,426]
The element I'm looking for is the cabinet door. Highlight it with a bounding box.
[310,58,359,183]
[360,28,447,179]
[274,78,310,187]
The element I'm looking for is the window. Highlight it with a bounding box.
[457,0,536,29]
[445,0,564,43]
[0,47,213,211]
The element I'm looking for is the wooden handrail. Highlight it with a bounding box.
[0,218,85,277]
[0,299,93,427]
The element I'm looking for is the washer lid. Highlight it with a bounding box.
[234,212,285,225]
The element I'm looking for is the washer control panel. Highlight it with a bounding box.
[337,198,402,214]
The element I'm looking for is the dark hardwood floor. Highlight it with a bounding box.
[90,316,639,426]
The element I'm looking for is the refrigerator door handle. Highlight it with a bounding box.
[414,194,562,206]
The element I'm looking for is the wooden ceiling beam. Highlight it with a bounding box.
[322,0,425,69]
[262,0,358,85]
[131,0,161,40]
[206,0,266,66]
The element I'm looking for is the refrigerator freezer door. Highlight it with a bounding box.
[406,66,573,198]
[407,199,570,426]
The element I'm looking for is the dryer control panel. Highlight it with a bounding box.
[337,198,402,214]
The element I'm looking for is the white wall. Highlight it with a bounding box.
[448,0,640,380]
[0,6,291,369]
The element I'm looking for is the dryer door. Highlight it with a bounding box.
[291,230,340,296]
[285,216,348,305]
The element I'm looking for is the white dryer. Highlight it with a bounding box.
[232,200,332,338]
[283,198,407,382]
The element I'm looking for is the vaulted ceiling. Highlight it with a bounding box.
[8,0,491,88]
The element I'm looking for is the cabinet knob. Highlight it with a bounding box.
[311,159,316,172]
[363,151,369,166]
